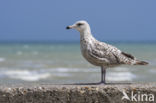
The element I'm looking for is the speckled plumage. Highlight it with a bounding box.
[67,20,148,84]
[80,33,135,67]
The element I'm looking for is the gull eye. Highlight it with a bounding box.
[77,23,83,26]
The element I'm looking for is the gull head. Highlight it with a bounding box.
[66,20,91,34]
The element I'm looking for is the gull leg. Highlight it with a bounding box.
[103,67,106,84]
[100,66,106,84]
[101,66,104,83]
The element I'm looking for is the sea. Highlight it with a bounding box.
[0,41,155,85]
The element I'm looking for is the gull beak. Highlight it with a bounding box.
[66,25,75,29]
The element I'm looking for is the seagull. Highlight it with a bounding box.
[66,20,148,84]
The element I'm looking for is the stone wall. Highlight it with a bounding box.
[0,83,156,103]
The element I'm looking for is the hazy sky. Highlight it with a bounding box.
[0,0,156,42]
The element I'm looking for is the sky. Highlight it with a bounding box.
[0,0,156,42]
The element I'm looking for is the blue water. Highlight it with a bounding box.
[0,42,155,84]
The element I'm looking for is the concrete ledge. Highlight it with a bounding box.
[0,83,156,103]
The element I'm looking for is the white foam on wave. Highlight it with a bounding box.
[52,72,71,77]
[0,57,5,62]
[107,72,136,81]
[48,67,98,72]
[51,68,80,72]
[0,67,136,82]
[48,67,132,72]
[3,70,51,81]
[46,67,136,81]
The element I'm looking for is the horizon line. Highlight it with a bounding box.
[0,40,156,44]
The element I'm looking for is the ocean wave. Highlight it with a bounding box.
[47,67,98,72]
[2,70,50,81]
[46,67,132,72]
[45,67,136,81]
[107,72,136,81]
[0,67,135,82]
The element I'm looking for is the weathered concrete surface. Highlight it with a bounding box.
[0,83,156,103]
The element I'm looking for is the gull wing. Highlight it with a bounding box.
[88,41,122,64]
[121,52,135,60]
[88,48,110,64]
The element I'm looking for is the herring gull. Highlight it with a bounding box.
[66,20,148,84]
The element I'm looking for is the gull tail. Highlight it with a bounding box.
[134,60,148,65]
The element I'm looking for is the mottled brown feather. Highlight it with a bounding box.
[121,52,135,60]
